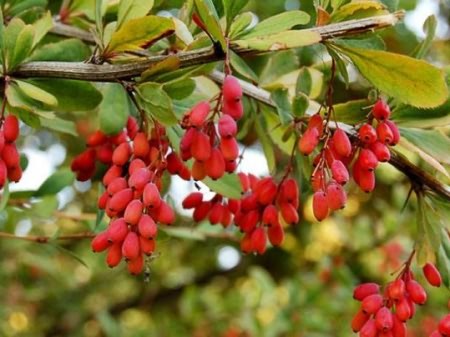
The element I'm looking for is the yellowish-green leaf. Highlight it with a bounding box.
[233,30,321,51]
[140,56,180,82]
[238,10,310,39]
[173,17,194,46]
[117,0,154,28]
[229,12,253,39]
[32,11,53,47]
[330,1,388,22]
[194,0,226,50]
[14,80,58,107]
[336,46,448,108]
[105,15,175,55]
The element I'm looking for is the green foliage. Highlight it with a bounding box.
[202,174,243,199]
[98,83,130,135]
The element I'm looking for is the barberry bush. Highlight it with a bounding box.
[0,0,449,336]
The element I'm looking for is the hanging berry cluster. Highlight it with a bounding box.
[352,260,443,337]
[298,99,401,222]
[432,314,450,337]
[182,173,299,254]
[0,115,22,188]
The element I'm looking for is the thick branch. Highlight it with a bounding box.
[12,12,404,82]
[209,71,450,202]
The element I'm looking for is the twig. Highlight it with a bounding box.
[0,231,95,243]
[12,13,404,82]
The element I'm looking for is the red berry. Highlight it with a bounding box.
[133,132,150,158]
[362,294,383,314]
[331,160,349,185]
[358,169,376,193]
[353,283,380,301]
[359,123,377,144]
[392,316,406,337]
[103,165,123,186]
[139,236,156,255]
[406,280,427,305]
[112,142,131,166]
[189,101,210,127]
[143,183,161,209]
[358,149,379,171]
[254,177,277,205]
[7,165,22,183]
[107,177,127,196]
[209,203,226,224]
[126,116,139,139]
[110,131,128,145]
[108,188,133,212]
[0,131,4,152]
[222,75,242,103]
[87,130,107,147]
[182,192,203,209]
[250,227,267,254]
[98,190,108,209]
[279,178,299,204]
[220,137,239,161]
[138,214,157,239]
[205,148,226,180]
[352,309,370,332]
[360,319,377,337]
[0,160,7,188]
[326,182,347,210]
[438,314,450,336]
[96,143,113,164]
[107,218,128,243]
[239,210,259,233]
[218,114,237,138]
[262,204,278,226]
[308,114,324,136]
[91,231,110,252]
[193,201,212,222]
[121,231,140,260]
[166,152,183,174]
[384,120,400,145]
[280,202,299,225]
[191,160,206,180]
[3,115,19,142]
[268,224,284,246]
[332,129,352,157]
[298,127,319,155]
[370,141,391,162]
[124,199,143,225]
[127,254,144,275]
[240,232,252,254]
[430,331,443,337]
[106,242,123,267]
[377,122,394,144]
[128,168,151,191]
[394,297,411,322]
[388,279,405,300]
[375,307,394,332]
[222,99,243,120]
[155,200,175,225]
[373,99,391,121]
[313,190,329,221]
[191,130,212,162]
[423,263,442,287]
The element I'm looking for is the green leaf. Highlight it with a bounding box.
[40,117,78,136]
[14,80,58,107]
[194,0,226,50]
[399,128,450,165]
[26,79,103,112]
[6,82,47,112]
[7,21,35,70]
[0,181,10,212]
[95,0,104,47]
[271,87,293,125]
[98,83,129,135]
[335,46,449,108]
[29,39,91,62]
[330,1,387,22]
[117,0,154,28]
[264,108,296,155]
[229,12,253,39]
[140,55,181,82]
[105,16,174,55]
[327,46,350,86]
[136,82,177,126]
[392,100,450,128]
[51,243,89,268]
[163,78,196,100]
[380,0,398,12]
[11,106,41,128]
[292,93,309,117]
[0,7,5,65]
[222,0,248,32]
[411,15,437,59]
[238,11,310,39]
[437,244,450,289]
[255,117,275,173]
[296,67,312,96]
[233,30,321,52]
[6,0,47,17]
[31,11,52,47]
[336,35,386,51]
[35,169,75,197]
[202,174,243,199]
[230,51,258,82]
[167,125,184,153]
[416,195,439,265]
[333,99,368,124]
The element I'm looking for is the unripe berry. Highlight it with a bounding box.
[354,283,380,301]
[352,309,370,332]
[395,296,411,322]
[313,190,329,221]
[375,307,394,332]
[370,141,391,162]
[360,319,377,337]
[222,99,243,120]
[220,137,239,161]
[155,200,175,225]
[138,214,157,239]
[361,294,383,314]
[143,183,161,209]
[124,199,144,225]
[438,314,450,336]
[331,160,349,185]
[128,168,151,191]
[106,242,123,267]
[332,129,352,157]
[122,231,140,260]
[373,99,391,121]
[205,148,226,180]
[268,223,284,246]
[250,227,267,254]
[127,254,144,275]
[91,231,110,252]
[262,204,278,226]
[189,101,210,127]
[139,236,156,255]
[103,165,123,186]
[326,182,347,210]
[359,123,377,144]
[406,280,427,305]
[107,218,128,243]
[108,188,133,212]
[298,127,319,155]
[191,130,211,162]
[280,202,299,225]
[133,132,150,158]
[377,122,394,144]
[112,142,131,166]
[3,115,19,142]
[423,263,442,287]
[385,120,400,146]
[218,114,237,138]
[182,192,203,209]
[107,177,128,196]
[222,75,242,103]
[358,149,379,171]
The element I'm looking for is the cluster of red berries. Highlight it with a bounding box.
[182,173,299,254]
[0,115,22,188]
[71,116,139,181]
[179,75,243,180]
[431,314,450,337]
[352,262,442,337]
[298,99,400,221]
[78,122,176,274]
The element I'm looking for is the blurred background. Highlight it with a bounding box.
[1,0,449,336]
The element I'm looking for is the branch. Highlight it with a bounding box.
[208,71,450,202]
[50,21,96,43]
[12,12,404,82]
[0,231,95,243]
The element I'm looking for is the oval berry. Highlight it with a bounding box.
[423,263,442,287]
